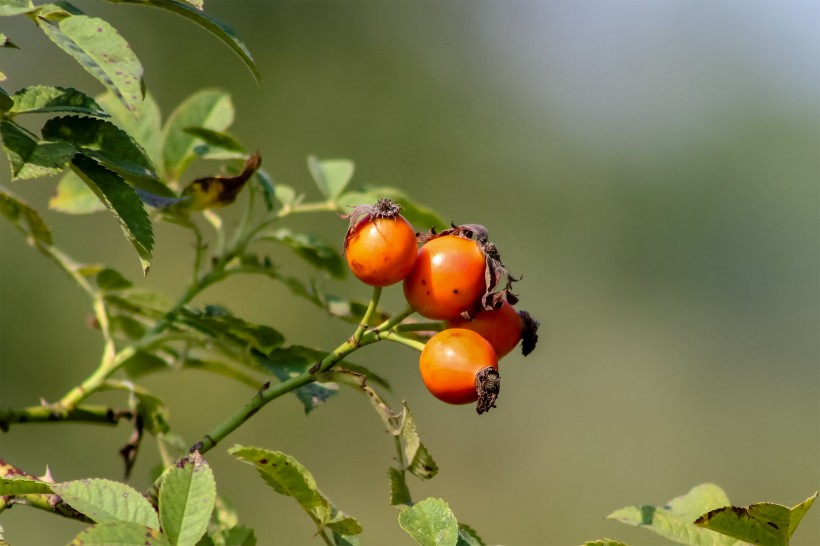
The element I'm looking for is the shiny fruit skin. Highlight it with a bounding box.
[345,216,418,287]
[446,300,523,358]
[403,235,486,320]
[419,329,498,405]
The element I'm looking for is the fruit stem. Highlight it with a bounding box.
[352,285,382,344]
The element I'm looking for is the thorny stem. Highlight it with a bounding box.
[190,304,419,456]
[0,405,134,431]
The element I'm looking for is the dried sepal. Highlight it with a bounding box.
[519,310,540,356]
[422,222,519,318]
[475,366,500,415]
[341,198,402,249]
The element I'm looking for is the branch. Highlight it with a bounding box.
[0,404,134,432]
[0,459,92,523]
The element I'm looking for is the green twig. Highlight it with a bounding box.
[0,404,134,431]
[352,286,382,344]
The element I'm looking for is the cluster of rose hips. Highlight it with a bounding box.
[343,199,539,414]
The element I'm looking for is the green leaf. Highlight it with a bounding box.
[0,120,75,180]
[582,541,630,546]
[307,155,354,202]
[182,306,284,354]
[255,168,275,211]
[50,169,107,214]
[260,227,345,278]
[122,350,169,377]
[70,522,171,545]
[0,188,53,245]
[608,483,738,546]
[229,446,362,536]
[97,91,163,172]
[273,183,297,208]
[388,468,412,507]
[0,0,36,17]
[256,347,338,413]
[161,88,234,180]
[0,86,12,112]
[332,532,360,546]
[107,0,259,85]
[456,524,485,546]
[35,13,144,114]
[694,492,817,546]
[96,267,133,290]
[159,452,217,546]
[0,32,20,49]
[223,526,256,546]
[71,154,153,273]
[52,478,159,529]
[10,85,108,116]
[109,314,148,340]
[338,187,446,232]
[42,115,173,197]
[184,126,244,159]
[400,404,438,481]
[398,498,459,546]
[0,476,53,495]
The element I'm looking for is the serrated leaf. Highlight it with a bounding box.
[70,522,170,545]
[388,468,412,507]
[50,169,107,214]
[260,227,345,278]
[0,119,75,179]
[399,498,458,546]
[608,483,738,546]
[338,187,446,232]
[71,154,153,273]
[35,13,144,114]
[10,85,108,116]
[694,492,817,546]
[0,188,53,245]
[0,476,53,495]
[183,306,284,354]
[52,478,159,529]
[308,156,354,202]
[97,91,163,173]
[42,115,173,197]
[159,452,216,546]
[0,0,36,17]
[456,524,485,546]
[161,89,234,180]
[107,0,258,85]
[256,348,338,414]
[229,446,362,536]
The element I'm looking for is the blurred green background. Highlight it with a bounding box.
[1,1,818,544]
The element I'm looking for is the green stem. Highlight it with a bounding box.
[352,286,382,344]
[0,404,134,431]
[377,331,426,352]
[395,321,444,333]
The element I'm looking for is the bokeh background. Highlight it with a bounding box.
[1,1,818,544]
